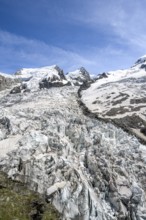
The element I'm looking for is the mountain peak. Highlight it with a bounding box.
[14,65,68,91]
[15,65,62,76]
[66,67,91,86]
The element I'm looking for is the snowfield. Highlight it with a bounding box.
[81,56,146,142]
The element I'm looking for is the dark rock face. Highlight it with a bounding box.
[97,72,108,80]
[140,64,146,70]
[130,97,146,104]
[10,84,31,94]
[79,67,91,80]
[135,56,146,66]
[30,200,45,220]
[39,78,71,89]
[10,86,21,94]
[140,127,146,136]
[54,66,66,80]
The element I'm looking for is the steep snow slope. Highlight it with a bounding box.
[0,68,146,219]
[81,56,146,142]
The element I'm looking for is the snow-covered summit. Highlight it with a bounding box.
[0,65,93,92]
[15,65,69,91]
[15,65,66,80]
[66,67,92,85]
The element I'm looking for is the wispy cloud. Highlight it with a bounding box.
[1,1,146,74]
[0,30,95,73]
[71,0,146,51]
[0,29,140,75]
[62,0,146,71]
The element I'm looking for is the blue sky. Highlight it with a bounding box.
[0,0,146,74]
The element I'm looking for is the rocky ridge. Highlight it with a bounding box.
[0,63,146,219]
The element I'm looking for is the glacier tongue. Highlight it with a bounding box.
[0,83,146,219]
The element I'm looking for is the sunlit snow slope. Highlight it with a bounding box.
[81,55,146,142]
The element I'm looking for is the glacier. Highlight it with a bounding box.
[0,60,146,219]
